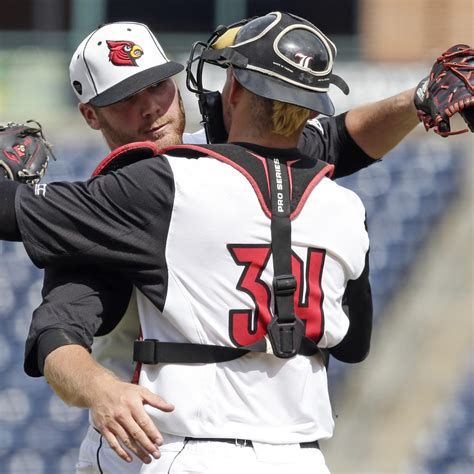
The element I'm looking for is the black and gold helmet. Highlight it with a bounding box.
[187,11,349,118]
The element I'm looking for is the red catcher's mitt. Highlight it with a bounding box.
[415,44,474,137]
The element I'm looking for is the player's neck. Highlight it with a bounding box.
[227,129,300,149]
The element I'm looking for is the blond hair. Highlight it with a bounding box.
[250,94,311,137]
[272,101,312,137]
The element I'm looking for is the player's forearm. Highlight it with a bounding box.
[44,344,118,408]
[345,88,420,159]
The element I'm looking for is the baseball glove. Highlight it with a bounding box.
[414,44,474,137]
[0,120,55,184]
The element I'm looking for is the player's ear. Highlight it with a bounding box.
[79,103,102,130]
[309,111,319,120]
[227,71,244,108]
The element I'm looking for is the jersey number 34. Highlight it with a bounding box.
[227,244,325,347]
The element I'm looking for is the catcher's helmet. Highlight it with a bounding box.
[187,11,349,116]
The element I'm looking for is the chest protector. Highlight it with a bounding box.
[133,143,333,365]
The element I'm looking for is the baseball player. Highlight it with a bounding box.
[27,21,204,474]
[26,19,374,474]
[2,12,372,472]
[17,18,418,473]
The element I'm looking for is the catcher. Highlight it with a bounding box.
[0,120,55,184]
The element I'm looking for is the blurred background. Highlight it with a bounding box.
[0,1,472,473]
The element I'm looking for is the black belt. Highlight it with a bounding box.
[184,437,319,449]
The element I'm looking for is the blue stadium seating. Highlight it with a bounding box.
[0,136,471,473]
[409,355,474,474]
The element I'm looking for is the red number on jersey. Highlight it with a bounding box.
[227,245,325,347]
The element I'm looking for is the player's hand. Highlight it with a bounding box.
[90,378,174,464]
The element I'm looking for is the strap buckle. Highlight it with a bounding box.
[133,339,159,364]
[273,274,296,296]
[267,317,305,359]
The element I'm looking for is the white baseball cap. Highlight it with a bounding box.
[69,22,184,107]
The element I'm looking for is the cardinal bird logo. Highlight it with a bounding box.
[106,40,144,66]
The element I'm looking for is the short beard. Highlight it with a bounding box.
[96,117,136,150]
[94,91,186,150]
[177,91,186,137]
[156,91,186,148]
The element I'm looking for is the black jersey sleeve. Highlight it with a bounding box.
[329,246,373,363]
[24,266,133,377]
[14,156,174,272]
[298,113,375,179]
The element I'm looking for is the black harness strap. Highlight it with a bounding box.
[134,339,250,364]
[133,335,329,364]
[266,156,305,358]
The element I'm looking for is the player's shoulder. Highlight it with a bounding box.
[318,176,366,215]
[299,116,338,161]
[306,117,326,136]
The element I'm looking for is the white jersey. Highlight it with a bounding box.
[132,148,369,443]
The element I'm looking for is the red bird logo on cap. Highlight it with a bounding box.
[106,40,144,66]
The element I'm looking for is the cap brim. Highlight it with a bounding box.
[233,69,335,116]
[89,62,184,107]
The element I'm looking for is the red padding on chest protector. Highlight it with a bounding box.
[92,141,161,177]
